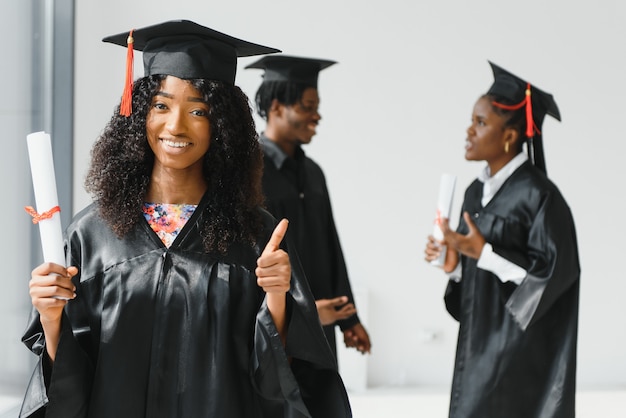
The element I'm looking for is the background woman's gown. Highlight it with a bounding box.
[445,162,580,418]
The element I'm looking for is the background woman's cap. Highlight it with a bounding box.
[245,55,336,87]
[487,61,561,122]
[486,61,560,174]
[103,19,281,84]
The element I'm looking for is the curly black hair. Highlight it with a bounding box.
[85,75,264,255]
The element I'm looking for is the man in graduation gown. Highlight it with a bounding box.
[246,56,371,357]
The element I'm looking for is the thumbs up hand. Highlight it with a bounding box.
[256,219,291,295]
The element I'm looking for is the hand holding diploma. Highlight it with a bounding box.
[29,263,77,362]
[427,174,456,267]
[426,211,487,273]
[25,132,75,299]
[25,131,77,360]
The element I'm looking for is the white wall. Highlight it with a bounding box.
[73,0,626,389]
[1,0,40,391]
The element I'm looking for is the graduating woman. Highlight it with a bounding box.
[425,62,580,418]
[20,20,350,418]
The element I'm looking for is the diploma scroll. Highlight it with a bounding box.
[431,173,456,267]
[26,131,66,267]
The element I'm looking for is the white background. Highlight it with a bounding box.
[70,0,625,390]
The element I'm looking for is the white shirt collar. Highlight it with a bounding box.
[478,152,528,207]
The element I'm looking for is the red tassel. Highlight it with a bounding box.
[524,84,533,138]
[120,29,134,117]
[492,82,536,139]
[24,205,61,224]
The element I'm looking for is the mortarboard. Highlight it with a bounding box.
[102,20,280,116]
[487,61,560,174]
[245,55,336,87]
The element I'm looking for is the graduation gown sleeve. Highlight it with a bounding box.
[503,186,580,330]
[19,311,93,418]
[252,213,352,417]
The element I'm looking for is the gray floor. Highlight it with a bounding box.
[2,387,624,417]
[348,387,626,417]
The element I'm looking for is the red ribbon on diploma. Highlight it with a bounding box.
[24,205,61,224]
[434,208,442,226]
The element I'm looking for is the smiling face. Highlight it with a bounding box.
[288,87,321,144]
[281,87,321,145]
[465,96,518,174]
[146,76,211,176]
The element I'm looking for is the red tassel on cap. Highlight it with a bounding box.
[120,29,134,117]
[524,86,533,138]
[492,83,538,138]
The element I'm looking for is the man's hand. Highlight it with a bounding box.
[343,323,371,354]
[315,296,356,326]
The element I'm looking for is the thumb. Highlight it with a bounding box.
[462,211,477,234]
[439,216,451,234]
[262,218,289,256]
[330,296,349,307]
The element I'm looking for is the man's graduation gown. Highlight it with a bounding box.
[19,193,351,418]
[445,161,580,418]
[260,135,359,355]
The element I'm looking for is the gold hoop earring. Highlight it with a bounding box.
[504,142,510,153]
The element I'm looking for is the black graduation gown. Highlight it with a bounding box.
[260,136,359,355]
[19,193,352,418]
[444,161,580,418]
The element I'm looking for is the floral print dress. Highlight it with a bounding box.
[142,203,197,247]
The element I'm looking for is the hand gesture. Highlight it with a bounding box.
[440,212,485,260]
[256,219,291,295]
[256,219,291,340]
[315,296,357,326]
[343,323,371,354]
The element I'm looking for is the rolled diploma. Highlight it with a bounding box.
[26,131,66,267]
[431,173,456,266]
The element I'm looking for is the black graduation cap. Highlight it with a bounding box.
[487,61,561,174]
[245,55,336,87]
[102,20,280,116]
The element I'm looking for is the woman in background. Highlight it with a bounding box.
[425,61,580,418]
